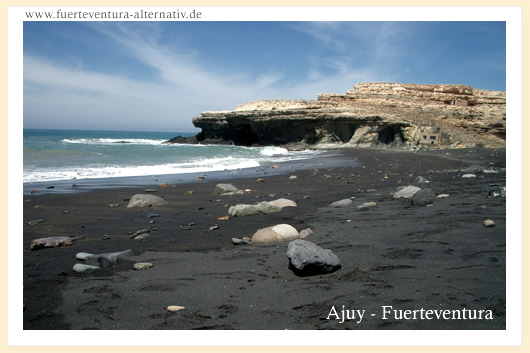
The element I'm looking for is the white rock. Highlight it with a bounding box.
[127,194,168,208]
[268,198,297,208]
[133,262,153,270]
[330,199,352,207]
[393,185,421,199]
[73,264,100,273]
[76,252,94,261]
[251,224,299,244]
[462,174,477,178]
[484,219,496,227]
[167,305,185,312]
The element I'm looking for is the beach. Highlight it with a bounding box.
[22,147,507,331]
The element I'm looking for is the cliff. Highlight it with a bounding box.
[167,82,506,149]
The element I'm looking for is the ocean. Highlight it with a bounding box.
[23,129,330,189]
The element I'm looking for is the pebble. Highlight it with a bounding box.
[133,262,153,270]
[437,194,450,198]
[145,189,157,192]
[167,305,185,312]
[462,174,477,178]
[109,204,119,208]
[484,219,496,227]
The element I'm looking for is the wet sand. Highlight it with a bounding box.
[22,147,507,330]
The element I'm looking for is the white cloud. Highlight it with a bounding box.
[24,22,405,131]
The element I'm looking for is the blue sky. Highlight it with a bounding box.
[23,21,506,132]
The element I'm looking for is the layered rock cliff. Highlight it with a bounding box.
[167,82,506,149]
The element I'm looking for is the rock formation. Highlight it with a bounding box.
[166,82,506,149]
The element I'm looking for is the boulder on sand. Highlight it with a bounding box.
[268,198,297,208]
[30,236,83,251]
[330,199,353,207]
[393,185,421,199]
[127,194,168,208]
[84,250,134,268]
[286,239,342,276]
[214,183,240,195]
[411,188,437,206]
[228,201,282,217]
[251,224,300,244]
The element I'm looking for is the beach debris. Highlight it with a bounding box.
[268,198,297,208]
[411,188,437,206]
[214,183,240,195]
[186,191,193,195]
[299,228,313,238]
[228,201,282,217]
[46,186,54,189]
[462,173,477,178]
[218,215,230,221]
[257,178,265,183]
[103,234,111,240]
[289,175,298,179]
[330,199,352,208]
[437,194,450,198]
[286,239,341,276]
[145,189,157,192]
[207,225,219,232]
[484,219,496,227]
[133,262,153,270]
[393,185,421,199]
[30,190,39,194]
[147,213,160,218]
[158,182,169,188]
[357,201,377,209]
[29,236,83,251]
[108,203,119,208]
[414,176,430,183]
[127,194,168,208]
[482,168,499,174]
[488,187,506,198]
[167,305,185,312]
[26,219,45,225]
[63,210,70,214]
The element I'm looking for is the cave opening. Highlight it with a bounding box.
[232,124,259,146]
[378,126,404,145]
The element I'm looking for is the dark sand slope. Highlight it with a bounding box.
[23,148,507,330]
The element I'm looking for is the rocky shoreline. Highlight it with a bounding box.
[166,82,506,150]
[23,147,507,332]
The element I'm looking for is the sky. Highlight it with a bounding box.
[23,20,506,132]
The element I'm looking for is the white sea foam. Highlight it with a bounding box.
[22,157,262,183]
[61,138,167,145]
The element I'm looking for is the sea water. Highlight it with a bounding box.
[23,129,324,184]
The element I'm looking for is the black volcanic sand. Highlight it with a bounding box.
[23,147,507,330]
